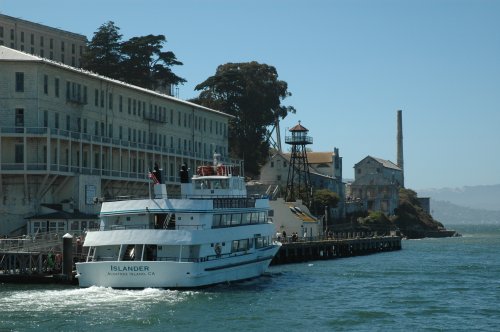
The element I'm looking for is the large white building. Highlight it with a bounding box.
[0,46,232,236]
[0,13,87,67]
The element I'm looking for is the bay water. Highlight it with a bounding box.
[1,224,499,331]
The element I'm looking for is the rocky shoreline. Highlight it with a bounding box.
[336,188,460,240]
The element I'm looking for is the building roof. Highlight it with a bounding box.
[372,157,401,171]
[268,152,339,181]
[0,46,35,61]
[0,46,233,119]
[355,155,401,171]
[307,152,334,164]
[309,170,335,180]
[289,122,308,132]
[279,151,334,164]
[26,210,98,220]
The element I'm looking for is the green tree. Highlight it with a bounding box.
[311,189,339,216]
[81,21,122,78]
[193,62,295,176]
[121,34,186,90]
[82,23,185,91]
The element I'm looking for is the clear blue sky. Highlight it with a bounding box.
[2,0,499,190]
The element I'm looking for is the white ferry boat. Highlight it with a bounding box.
[75,157,281,288]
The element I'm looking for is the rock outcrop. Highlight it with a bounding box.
[391,188,459,239]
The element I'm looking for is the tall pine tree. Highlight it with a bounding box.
[81,21,122,79]
[81,22,185,92]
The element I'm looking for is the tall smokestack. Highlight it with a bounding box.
[397,110,404,187]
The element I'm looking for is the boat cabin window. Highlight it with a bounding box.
[230,214,241,225]
[216,179,228,189]
[231,239,249,252]
[194,179,209,190]
[255,236,269,248]
[213,211,268,228]
[256,237,264,248]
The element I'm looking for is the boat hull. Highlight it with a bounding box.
[75,245,280,288]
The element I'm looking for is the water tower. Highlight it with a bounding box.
[285,121,313,203]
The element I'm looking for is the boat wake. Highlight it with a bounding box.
[1,285,198,312]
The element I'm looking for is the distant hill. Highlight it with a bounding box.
[428,200,500,225]
[417,184,500,211]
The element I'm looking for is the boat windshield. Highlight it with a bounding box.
[194,178,229,190]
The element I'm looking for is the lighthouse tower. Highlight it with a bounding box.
[285,121,313,204]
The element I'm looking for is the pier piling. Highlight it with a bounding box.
[62,233,73,281]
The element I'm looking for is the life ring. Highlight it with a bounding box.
[197,166,214,176]
[214,244,222,256]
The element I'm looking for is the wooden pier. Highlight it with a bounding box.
[1,233,402,284]
[0,233,82,285]
[272,236,402,265]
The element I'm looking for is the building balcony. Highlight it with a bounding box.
[0,161,162,182]
[0,127,217,161]
[143,111,167,123]
[284,135,313,145]
[66,95,87,105]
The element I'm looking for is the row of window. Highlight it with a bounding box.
[30,220,99,235]
[232,236,271,252]
[40,109,224,153]
[211,236,271,255]
[112,95,227,136]
[0,25,83,52]
[0,26,81,52]
[14,72,227,137]
[212,212,268,228]
[1,36,82,66]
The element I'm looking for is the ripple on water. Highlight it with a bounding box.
[1,225,500,331]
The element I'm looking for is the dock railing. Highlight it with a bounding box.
[0,231,70,253]
[275,230,393,244]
